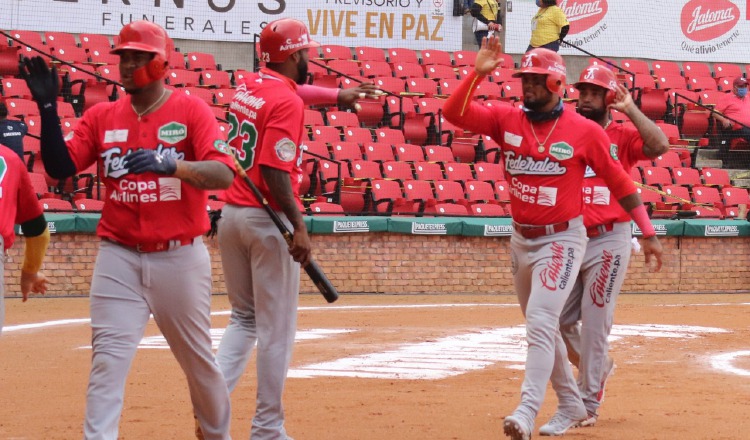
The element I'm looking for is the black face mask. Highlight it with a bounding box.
[523,98,564,122]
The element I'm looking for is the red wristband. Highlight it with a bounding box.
[629,204,656,238]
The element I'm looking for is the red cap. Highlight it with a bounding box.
[733,77,748,88]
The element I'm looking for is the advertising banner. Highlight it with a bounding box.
[505,0,750,62]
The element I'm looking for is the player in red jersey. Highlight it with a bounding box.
[553,65,668,430]
[214,18,317,440]
[19,21,235,439]
[443,36,663,440]
[0,144,49,334]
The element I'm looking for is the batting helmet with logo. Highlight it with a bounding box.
[575,65,618,106]
[512,48,566,94]
[260,18,319,64]
[111,21,172,87]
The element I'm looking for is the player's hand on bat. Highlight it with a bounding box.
[338,82,382,110]
[475,35,503,75]
[20,271,48,302]
[289,227,312,267]
[126,149,177,175]
[18,56,59,109]
[641,236,663,272]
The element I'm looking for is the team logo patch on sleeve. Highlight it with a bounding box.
[213,140,231,155]
[158,122,188,144]
[64,131,75,141]
[275,138,297,162]
[610,144,619,161]
[549,142,574,161]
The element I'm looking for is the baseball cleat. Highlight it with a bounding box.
[503,415,532,440]
[579,411,599,427]
[539,411,586,436]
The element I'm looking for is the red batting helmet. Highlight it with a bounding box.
[575,65,618,106]
[111,21,172,87]
[260,18,319,64]
[512,48,566,94]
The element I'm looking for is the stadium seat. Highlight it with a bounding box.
[182,86,214,105]
[310,125,342,143]
[716,76,736,92]
[168,51,187,70]
[0,45,21,77]
[214,88,235,106]
[656,75,687,91]
[362,61,393,78]
[443,162,474,182]
[406,77,439,97]
[387,48,419,65]
[493,180,511,203]
[167,69,201,87]
[309,201,345,215]
[449,136,480,164]
[200,70,231,88]
[424,145,455,163]
[473,161,504,184]
[304,109,325,127]
[370,179,415,214]
[471,203,506,216]
[328,60,362,77]
[700,168,730,187]
[662,185,691,205]
[186,52,217,71]
[682,61,711,79]
[393,143,425,161]
[721,186,749,208]
[363,142,395,163]
[692,185,723,206]
[320,44,353,60]
[637,186,663,204]
[629,167,643,183]
[428,202,469,216]
[452,50,477,66]
[651,60,682,77]
[438,78,462,97]
[8,30,44,50]
[354,46,387,62]
[349,159,382,180]
[688,76,718,92]
[5,98,39,118]
[489,67,516,84]
[713,63,742,79]
[679,110,710,140]
[642,166,673,188]
[382,160,414,181]
[302,140,331,160]
[413,161,444,181]
[403,179,435,209]
[420,49,452,66]
[638,89,668,120]
[564,85,580,100]
[327,110,360,128]
[88,49,119,65]
[465,180,496,204]
[353,97,385,127]
[620,59,651,75]
[374,76,407,95]
[424,64,457,80]
[342,126,373,145]
[375,127,406,145]
[38,197,74,212]
[392,62,424,79]
[2,77,32,99]
[671,167,701,187]
[501,81,524,101]
[653,151,683,168]
[698,90,727,106]
[74,198,105,212]
[28,172,49,198]
[331,141,364,162]
[43,31,76,49]
[51,45,89,64]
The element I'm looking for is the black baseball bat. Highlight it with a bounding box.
[231,157,339,303]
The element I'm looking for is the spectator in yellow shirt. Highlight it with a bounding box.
[528,0,569,52]
[470,0,503,47]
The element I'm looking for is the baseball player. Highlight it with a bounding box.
[442,37,663,440]
[552,65,668,429]
[214,18,316,440]
[19,21,235,440]
[0,144,49,334]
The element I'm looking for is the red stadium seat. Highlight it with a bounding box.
[620,59,650,75]
[393,143,424,161]
[662,185,691,205]
[382,160,414,181]
[494,180,511,203]
[373,76,407,94]
[309,202,345,216]
[5,98,39,118]
[349,159,382,180]
[342,126,373,145]
[361,61,393,79]
[330,141,364,162]
[214,88,235,106]
[428,202,469,216]
[304,109,325,127]
[2,78,32,99]
[641,166,673,188]
[38,197,74,212]
[391,62,424,79]
[167,69,201,87]
[700,168,730,187]
[656,75,687,91]
[671,167,701,187]
[200,70,231,88]
[8,30,44,50]
[713,63,742,79]
[444,162,475,182]
[310,125,342,143]
[327,111,361,128]
[0,45,21,77]
[473,161,504,183]
[181,86,215,105]
[651,60,682,77]
[722,186,749,207]
[387,48,419,65]
[452,50,477,66]
[328,60,362,77]
[420,49,452,66]
[74,198,105,212]
[471,203,506,216]
[424,64,457,80]
[489,67,516,85]
[354,46,387,62]
[653,151,683,169]
[424,145,455,163]
[186,52,217,71]
[28,172,49,198]
[403,179,435,206]
[406,77,439,97]
[375,127,406,145]
[692,185,723,205]
[465,180,496,204]
[370,179,415,214]
[319,44,353,60]
[688,76,718,92]
[682,61,711,79]
[79,33,112,52]
[413,161,444,181]
[362,142,395,163]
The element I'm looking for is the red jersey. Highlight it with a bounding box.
[443,71,637,226]
[65,91,235,246]
[582,122,647,228]
[222,69,305,211]
[716,93,750,129]
[0,145,43,250]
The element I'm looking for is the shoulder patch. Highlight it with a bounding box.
[610,143,619,161]
[213,139,231,155]
[158,122,188,144]
[275,138,297,162]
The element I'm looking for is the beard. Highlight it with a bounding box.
[577,105,607,121]
[523,97,547,112]
[296,59,309,85]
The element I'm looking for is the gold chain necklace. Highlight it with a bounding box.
[529,116,561,153]
[132,89,167,121]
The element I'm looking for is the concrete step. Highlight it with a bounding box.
[695,158,723,168]
[695,148,720,161]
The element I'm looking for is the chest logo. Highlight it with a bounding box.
[548,142,574,161]
[158,122,187,144]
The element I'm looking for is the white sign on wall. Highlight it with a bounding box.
[1,0,462,51]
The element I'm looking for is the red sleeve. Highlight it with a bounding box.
[587,125,637,200]
[443,71,503,140]
[255,95,304,173]
[619,126,647,167]
[297,85,339,106]
[187,97,236,172]
[15,160,43,224]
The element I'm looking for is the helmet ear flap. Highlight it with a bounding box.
[605,90,616,106]
[546,75,564,94]
[146,53,168,81]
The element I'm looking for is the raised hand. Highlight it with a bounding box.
[475,35,504,76]
[18,56,59,109]
[126,149,177,175]
[608,84,636,113]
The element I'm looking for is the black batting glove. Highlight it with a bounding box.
[126,149,177,175]
[18,56,59,111]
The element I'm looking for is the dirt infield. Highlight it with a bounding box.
[2,293,749,440]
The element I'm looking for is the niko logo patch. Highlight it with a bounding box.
[158,122,187,144]
[610,144,619,160]
[549,142,574,161]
